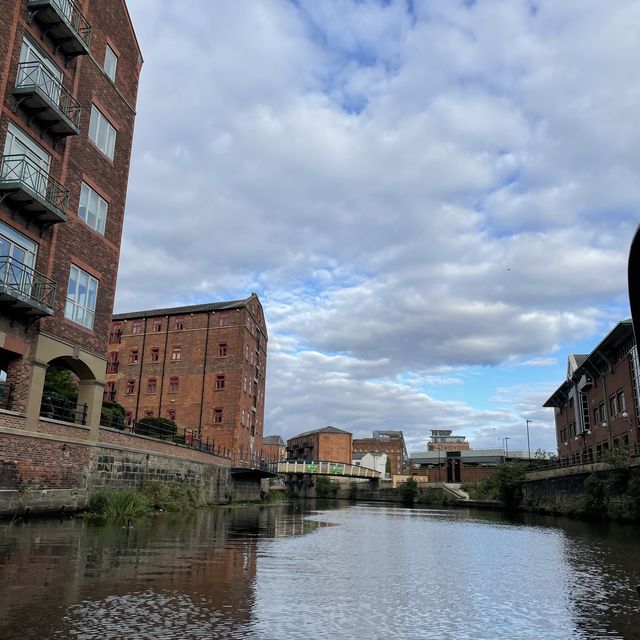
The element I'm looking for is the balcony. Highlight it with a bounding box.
[27,0,92,58]
[14,61,81,136]
[0,155,69,224]
[0,255,56,317]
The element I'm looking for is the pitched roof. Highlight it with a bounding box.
[113,294,257,320]
[263,435,284,446]
[291,426,352,439]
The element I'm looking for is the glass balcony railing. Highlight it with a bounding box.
[14,61,81,135]
[0,154,69,223]
[27,0,92,57]
[0,255,56,316]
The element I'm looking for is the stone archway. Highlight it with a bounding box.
[25,334,106,437]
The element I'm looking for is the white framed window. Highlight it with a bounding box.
[65,265,98,329]
[19,36,63,105]
[103,45,117,82]
[78,182,108,234]
[2,123,51,197]
[88,106,116,160]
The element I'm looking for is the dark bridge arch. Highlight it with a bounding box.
[629,224,640,346]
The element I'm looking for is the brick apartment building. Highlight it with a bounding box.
[0,0,141,428]
[544,320,640,464]
[286,426,352,464]
[352,430,408,476]
[105,295,268,463]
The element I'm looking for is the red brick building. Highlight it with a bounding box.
[0,0,141,429]
[544,320,640,464]
[263,435,286,462]
[352,430,408,475]
[106,295,268,464]
[287,426,352,464]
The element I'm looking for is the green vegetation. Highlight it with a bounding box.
[141,480,204,511]
[44,367,78,401]
[415,487,454,506]
[315,476,339,498]
[100,400,127,430]
[557,467,640,521]
[399,477,418,503]
[136,416,179,440]
[464,462,527,508]
[86,481,204,520]
[87,489,151,519]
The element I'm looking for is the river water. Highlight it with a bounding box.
[1,501,640,640]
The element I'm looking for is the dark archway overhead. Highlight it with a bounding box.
[629,224,640,347]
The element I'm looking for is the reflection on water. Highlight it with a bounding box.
[1,502,640,639]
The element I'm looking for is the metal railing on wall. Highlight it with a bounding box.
[103,419,232,459]
[40,394,87,424]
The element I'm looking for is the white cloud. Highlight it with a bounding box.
[119,0,639,455]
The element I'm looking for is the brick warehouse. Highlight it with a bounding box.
[352,430,408,476]
[0,0,141,428]
[106,295,268,464]
[544,320,640,465]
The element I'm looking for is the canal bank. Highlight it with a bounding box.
[0,412,268,516]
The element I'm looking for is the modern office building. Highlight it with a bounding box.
[0,0,141,428]
[352,430,408,475]
[544,320,640,465]
[105,295,268,464]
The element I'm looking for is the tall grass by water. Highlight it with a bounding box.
[87,481,204,520]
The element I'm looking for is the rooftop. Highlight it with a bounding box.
[113,294,258,320]
[290,426,352,439]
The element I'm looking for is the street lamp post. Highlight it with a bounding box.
[526,419,532,462]
[505,437,510,459]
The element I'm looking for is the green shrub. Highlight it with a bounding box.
[100,400,127,430]
[315,476,339,498]
[140,480,203,511]
[87,490,151,519]
[136,417,178,439]
[399,477,418,504]
[416,487,452,506]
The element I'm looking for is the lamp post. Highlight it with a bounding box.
[526,419,532,462]
[503,437,510,459]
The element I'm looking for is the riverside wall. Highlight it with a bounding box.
[523,460,640,516]
[0,410,263,516]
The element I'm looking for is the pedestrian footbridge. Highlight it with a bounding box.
[269,460,381,479]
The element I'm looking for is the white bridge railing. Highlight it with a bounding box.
[269,460,381,479]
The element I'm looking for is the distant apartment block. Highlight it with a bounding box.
[427,429,470,452]
[352,430,408,475]
[0,0,141,427]
[106,295,268,463]
[544,320,640,465]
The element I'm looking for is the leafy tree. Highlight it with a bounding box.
[399,477,418,503]
[494,462,527,508]
[43,367,78,401]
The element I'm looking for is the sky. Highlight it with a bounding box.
[118,0,640,456]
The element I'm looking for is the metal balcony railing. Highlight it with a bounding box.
[15,61,81,131]
[0,255,56,315]
[0,154,69,219]
[28,0,92,54]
